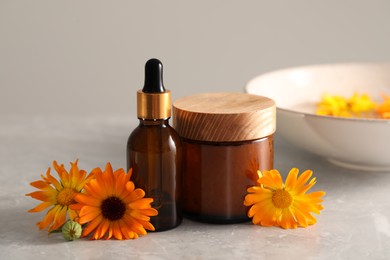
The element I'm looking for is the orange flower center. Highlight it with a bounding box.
[272,189,293,209]
[57,188,76,206]
[101,196,126,221]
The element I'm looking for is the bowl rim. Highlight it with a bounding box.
[246,62,390,124]
[278,107,390,124]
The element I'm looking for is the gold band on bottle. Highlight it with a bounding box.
[137,90,171,119]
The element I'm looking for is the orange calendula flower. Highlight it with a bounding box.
[315,92,390,119]
[316,94,351,117]
[316,92,376,118]
[244,168,325,229]
[377,95,390,119]
[72,163,158,240]
[348,93,376,113]
[26,160,94,232]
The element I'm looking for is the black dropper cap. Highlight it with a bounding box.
[143,58,165,93]
[137,58,171,119]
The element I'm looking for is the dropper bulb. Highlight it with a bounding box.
[143,58,165,93]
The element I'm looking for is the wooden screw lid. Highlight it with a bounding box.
[173,92,276,142]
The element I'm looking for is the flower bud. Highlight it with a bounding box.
[62,220,82,241]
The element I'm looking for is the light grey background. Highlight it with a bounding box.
[1,2,390,258]
[1,0,389,116]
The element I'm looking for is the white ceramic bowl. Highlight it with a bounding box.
[246,63,390,171]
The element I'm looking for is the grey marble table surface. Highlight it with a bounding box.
[0,116,389,260]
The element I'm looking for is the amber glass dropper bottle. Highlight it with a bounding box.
[127,58,182,231]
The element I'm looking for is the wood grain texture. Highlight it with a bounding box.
[173,92,276,142]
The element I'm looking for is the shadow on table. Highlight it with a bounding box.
[0,206,70,246]
[318,159,390,185]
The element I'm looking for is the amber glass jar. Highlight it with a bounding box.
[173,92,276,223]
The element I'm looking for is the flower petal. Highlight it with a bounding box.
[42,167,62,191]
[69,160,82,189]
[296,177,317,195]
[285,168,299,191]
[30,180,50,190]
[28,201,52,213]
[37,205,60,230]
[112,221,123,240]
[130,210,151,221]
[75,193,101,207]
[244,189,272,206]
[295,170,313,190]
[102,163,115,192]
[79,208,101,224]
[26,191,52,202]
[49,206,67,232]
[258,170,283,190]
[82,214,103,237]
[69,208,79,221]
[79,205,100,218]
[124,188,145,203]
[128,198,154,209]
[114,169,127,197]
[53,161,70,187]
[99,220,110,239]
[291,206,308,227]
[278,208,298,229]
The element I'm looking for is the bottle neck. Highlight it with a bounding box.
[139,118,170,126]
